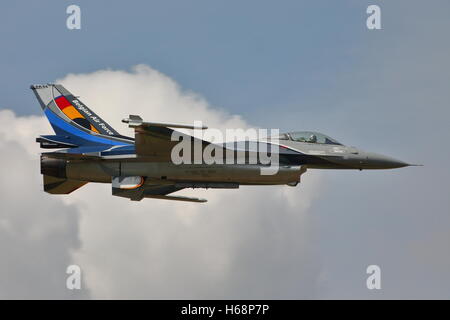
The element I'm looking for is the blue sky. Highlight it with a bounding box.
[1,0,450,299]
[2,0,369,120]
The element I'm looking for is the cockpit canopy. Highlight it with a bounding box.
[276,131,342,145]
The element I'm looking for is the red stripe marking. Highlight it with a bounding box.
[54,96,71,110]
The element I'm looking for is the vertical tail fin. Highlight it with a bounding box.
[31,84,132,147]
[31,84,120,136]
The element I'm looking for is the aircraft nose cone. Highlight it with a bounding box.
[365,152,410,169]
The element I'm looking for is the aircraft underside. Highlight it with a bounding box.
[41,156,308,202]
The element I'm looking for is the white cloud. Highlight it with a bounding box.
[59,65,248,137]
[0,65,323,298]
[61,65,323,299]
[0,110,50,157]
[0,111,89,299]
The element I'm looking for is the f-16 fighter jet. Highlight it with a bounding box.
[32,84,416,203]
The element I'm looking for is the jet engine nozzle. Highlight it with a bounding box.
[40,156,67,178]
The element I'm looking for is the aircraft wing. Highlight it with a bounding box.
[123,115,214,161]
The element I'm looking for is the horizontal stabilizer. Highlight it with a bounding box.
[43,175,87,194]
[36,135,78,149]
[42,144,136,160]
[42,150,101,160]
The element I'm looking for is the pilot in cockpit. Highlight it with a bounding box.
[308,134,317,143]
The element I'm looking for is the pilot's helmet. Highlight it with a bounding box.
[309,134,317,143]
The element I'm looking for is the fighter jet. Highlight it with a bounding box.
[32,84,416,203]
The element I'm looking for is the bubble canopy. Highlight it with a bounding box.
[277,131,342,145]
